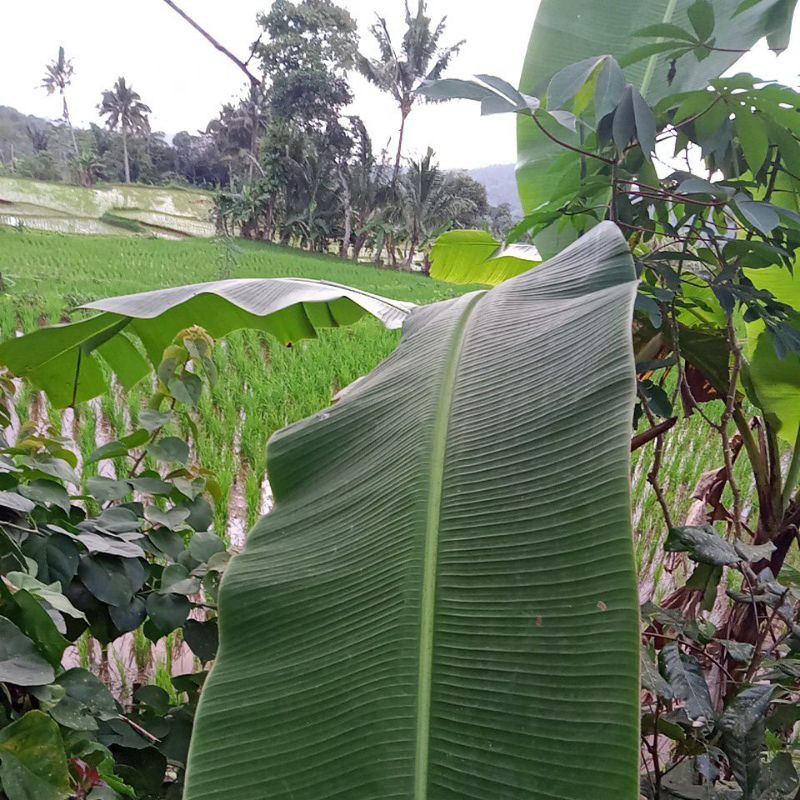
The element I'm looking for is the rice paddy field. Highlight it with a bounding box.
[0,227,743,598]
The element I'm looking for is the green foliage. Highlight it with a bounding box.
[422,1,800,796]
[0,277,414,408]
[256,0,359,125]
[513,0,798,252]
[0,333,231,799]
[184,222,641,799]
[428,229,537,286]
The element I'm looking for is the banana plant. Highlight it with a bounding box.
[0,279,414,407]
[183,222,641,800]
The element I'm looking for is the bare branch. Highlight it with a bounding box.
[160,0,261,88]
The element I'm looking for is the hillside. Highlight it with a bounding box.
[0,105,56,161]
[467,163,522,215]
[0,175,215,237]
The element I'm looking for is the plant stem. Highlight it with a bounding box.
[782,429,800,511]
[722,316,745,539]
[531,113,615,165]
[637,383,674,531]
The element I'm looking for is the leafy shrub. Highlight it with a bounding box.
[0,329,228,799]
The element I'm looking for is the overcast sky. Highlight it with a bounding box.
[1,1,798,169]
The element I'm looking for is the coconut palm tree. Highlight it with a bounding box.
[398,147,467,268]
[41,46,79,158]
[98,78,152,184]
[357,1,463,186]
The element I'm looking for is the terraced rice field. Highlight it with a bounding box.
[1,228,733,594]
[0,176,215,238]
[0,230,467,538]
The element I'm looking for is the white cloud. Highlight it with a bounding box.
[1,1,797,169]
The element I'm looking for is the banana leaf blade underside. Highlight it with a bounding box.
[185,221,641,800]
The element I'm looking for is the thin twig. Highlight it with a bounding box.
[631,417,678,451]
[637,383,674,530]
[531,114,615,165]
[119,715,160,743]
[744,588,790,683]
[160,0,261,87]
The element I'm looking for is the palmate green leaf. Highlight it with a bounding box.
[517,0,796,256]
[184,223,641,800]
[0,279,415,408]
[428,229,540,286]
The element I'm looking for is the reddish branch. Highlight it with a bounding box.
[631,417,678,452]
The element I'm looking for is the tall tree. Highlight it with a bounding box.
[357,1,463,185]
[398,147,465,267]
[256,0,358,128]
[98,77,152,184]
[41,46,79,158]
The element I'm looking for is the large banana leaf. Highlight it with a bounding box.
[744,266,800,446]
[428,230,540,286]
[184,222,641,800]
[0,279,414,408]
[517,0,797,256]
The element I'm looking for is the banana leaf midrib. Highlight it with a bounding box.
[414,290,485,800]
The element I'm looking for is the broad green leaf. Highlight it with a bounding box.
[720,685,773,798]
[145,504,191,532]
[147,436,189,465]
[546,56,608,111]
[718,639,755,663]
[78,555,146,607]
[743,265,800,444]
[634,22,701,41]
[0,589,68,668]
[47,668,119,730]
[0,711,71,800]
[665,525,740,565]
[87,477,132,504]
[0,491,34,514]
[146,593,190,637]
[659,643,714,724]
[688,0,716,40]
[188,531,225,563]
[135,685,171,716]
[108,596,147,634]
[517,0,796,254]
[0,616,55,685]
[86,429,149,464]
[17,480,70,514]
[3,573,86,620]
[735,110,770,174]
[641,648,674,698]
[158,564,200,596]
[428,230,539,286]
[0,279,415,408]
[184,223,641,800]
[183,619,219,663]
